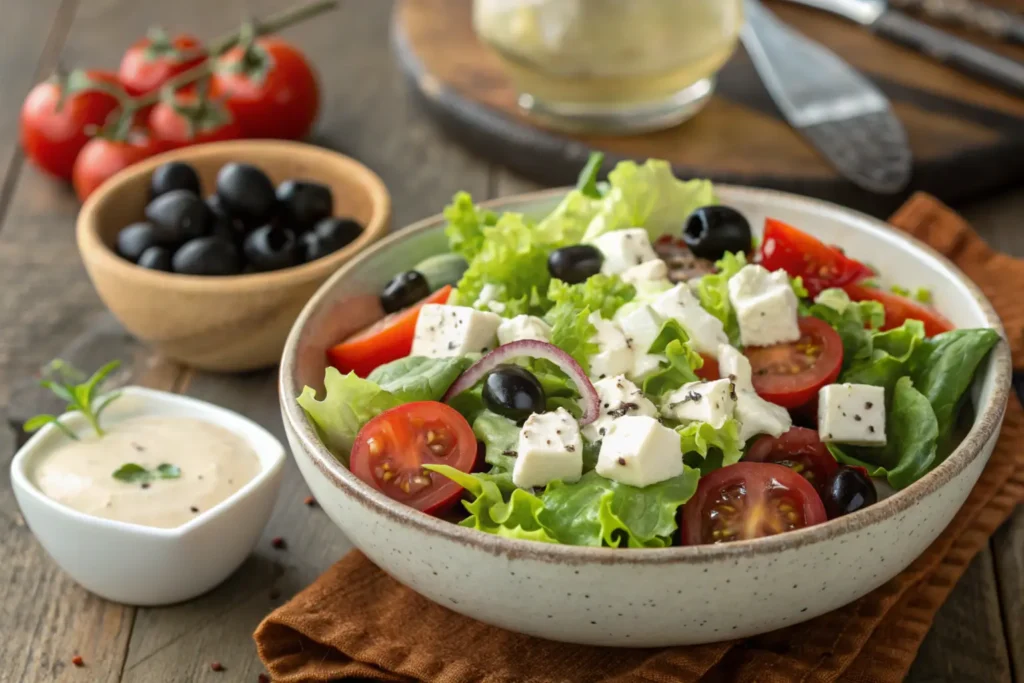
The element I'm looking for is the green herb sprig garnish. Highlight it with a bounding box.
[24,360,122,440]
[112,463,182,483]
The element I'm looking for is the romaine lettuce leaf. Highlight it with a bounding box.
[677,419,743,471]
[297,368,402,464]
[367,356,472,402]
[547,306,600,375]
[696,251,747,344]
[443,191,496,262]
[806,288,885,369]
[641,319,703,397]
[840,319,926,394]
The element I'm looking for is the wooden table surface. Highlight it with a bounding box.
[0,1,1020,681]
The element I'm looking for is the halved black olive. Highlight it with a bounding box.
[482,365,546,423]
[380,270,431,314]
[682,206,752,261]
[548,245,603,284]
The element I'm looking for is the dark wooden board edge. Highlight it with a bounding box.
[391,12,1024,217]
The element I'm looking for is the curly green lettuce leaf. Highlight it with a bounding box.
[806,288,885,369]
[840,319,926,395]
[696,251,747,344]
[367,356,472,402]
[297,368,401,464]
[641,319,703,398]
[546,306,599,375]
[677,419,743,472]
[582,159,716,242]
[827,376,938,490]
[443,191,497,262]
[910,328,1000,448]
[546,274,636,321]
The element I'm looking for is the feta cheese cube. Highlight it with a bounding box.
[818,383,886,446]
[497,315,552,345]
[512,408,583,489]
[717,344,753,392]
[582,375,658,443]
[595,416,684,488]
[620,259,669,287]
[617,305,665,355]
[587,312,633,380]
[717,344,792,442]
[727,265,800,347]
[591,228,658,276]
[652,284,728,355]
[411,304,502,358]
[661,378,737,428]
[629,352,665,382]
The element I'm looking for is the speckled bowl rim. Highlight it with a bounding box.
[280,186,1012,565]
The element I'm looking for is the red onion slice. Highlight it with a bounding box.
[441,340,600,425]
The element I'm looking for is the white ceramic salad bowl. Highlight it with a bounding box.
[279,187,1011,646]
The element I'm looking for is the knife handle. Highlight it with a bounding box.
[872,11,1024,96]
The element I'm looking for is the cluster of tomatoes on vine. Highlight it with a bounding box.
[19,0,333,201]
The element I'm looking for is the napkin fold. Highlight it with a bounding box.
[256,193,1024,683]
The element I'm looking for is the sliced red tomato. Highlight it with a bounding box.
[745,427,838,496]
[759,218,873,297]
[843,284,953,337]
[695,354,720,382]
[327,285,452,377]
[681,462,828,545]
[350,402,476,515]
[744,317,843,409]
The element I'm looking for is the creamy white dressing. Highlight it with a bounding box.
[31,416,260,529]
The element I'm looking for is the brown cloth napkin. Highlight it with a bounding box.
[255,193,1024,683]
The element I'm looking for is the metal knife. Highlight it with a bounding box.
[785,0,1024,96]
[741,0,913,193]
[889,0,1024,46]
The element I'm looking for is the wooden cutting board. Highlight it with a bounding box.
[393,0,1024,214]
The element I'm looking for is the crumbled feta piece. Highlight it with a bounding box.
[473,283,507,314]
[717,344,792,442]
[651,284,728,355]
[620,259,669,287]
[595,415,684,488]
[819,383,886,446]
[661,378,737,428]
[591,228,659,276]
[629,352,665,382]
[497,315,551,345]
[582,375,658,443]
[617,305,664,355]
[727,265,800,347]
[587,312,633,380]
[512,408,583,489]
[411,304,502,358]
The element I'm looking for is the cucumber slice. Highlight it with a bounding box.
[414,253,469,290]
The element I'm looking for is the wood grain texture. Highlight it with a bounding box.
[393,0,1024,214]
[992,507,1024,683]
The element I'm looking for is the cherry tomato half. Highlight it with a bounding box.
[744,317,843,409]
[350,401,477,515]
[20,71,123,181]
[681,462,828,545]
[843,284,953,338]
[118,32,206,96]
[149,90,244,147]
[695,353,720,382]
[760,218,872,297]
[212,37,319,140]
[328,285,453,378]
[72,131,170,201]
[745,427,838,496]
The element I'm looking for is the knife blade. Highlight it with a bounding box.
[741,0,913,194]
[888,0,1024,46]
[784,0,1024,96]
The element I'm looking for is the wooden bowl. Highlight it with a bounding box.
[76,140,390,372]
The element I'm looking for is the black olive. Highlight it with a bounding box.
[172,236,242,276]
[682,206,753,261]
[482,365,546,423]
[313,217,363,251]
[117,222,163,261]
[137,246,173,272]
[823,466,878,518]
[145,190,211,245]
[243,225,301,272]
[215,163,278,228]
[380,271,430,314]
[276,180,333,231]
[150,162,200,199]
[548,245,603,284]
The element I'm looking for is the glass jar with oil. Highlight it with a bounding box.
[474,0,743,134]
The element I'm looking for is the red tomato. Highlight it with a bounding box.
[72,131,168,201]
[20,71,123,181]
[350,402,477,515]
[681,462,827,544]
[212,37,319,140]
[745,427,838,496]
[744,317,843,409]
[843,284,953,337]
[760,218,873,297]
[118,32,206,96]
[328,286,453,377]
[149,91,243,147]
[695,354,720,381]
